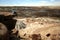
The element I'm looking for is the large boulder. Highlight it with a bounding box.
[0,23,8,40]
[0,23,8,36]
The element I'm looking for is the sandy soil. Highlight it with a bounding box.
[14,17,60,40]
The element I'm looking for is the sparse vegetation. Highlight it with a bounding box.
[0,6,60,17]
[0,6,60,40]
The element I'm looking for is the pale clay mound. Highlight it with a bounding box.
[0,23,8,36]
[15,17,60,40]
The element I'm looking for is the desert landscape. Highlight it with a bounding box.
[0,6,60,40]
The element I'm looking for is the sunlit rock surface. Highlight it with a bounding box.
[14,17,60,40]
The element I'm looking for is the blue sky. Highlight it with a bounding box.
[0,0,60,6]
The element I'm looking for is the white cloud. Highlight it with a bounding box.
[50,0,55,2]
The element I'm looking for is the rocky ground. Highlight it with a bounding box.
[13,17,60,40]
[0,6,60,40]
